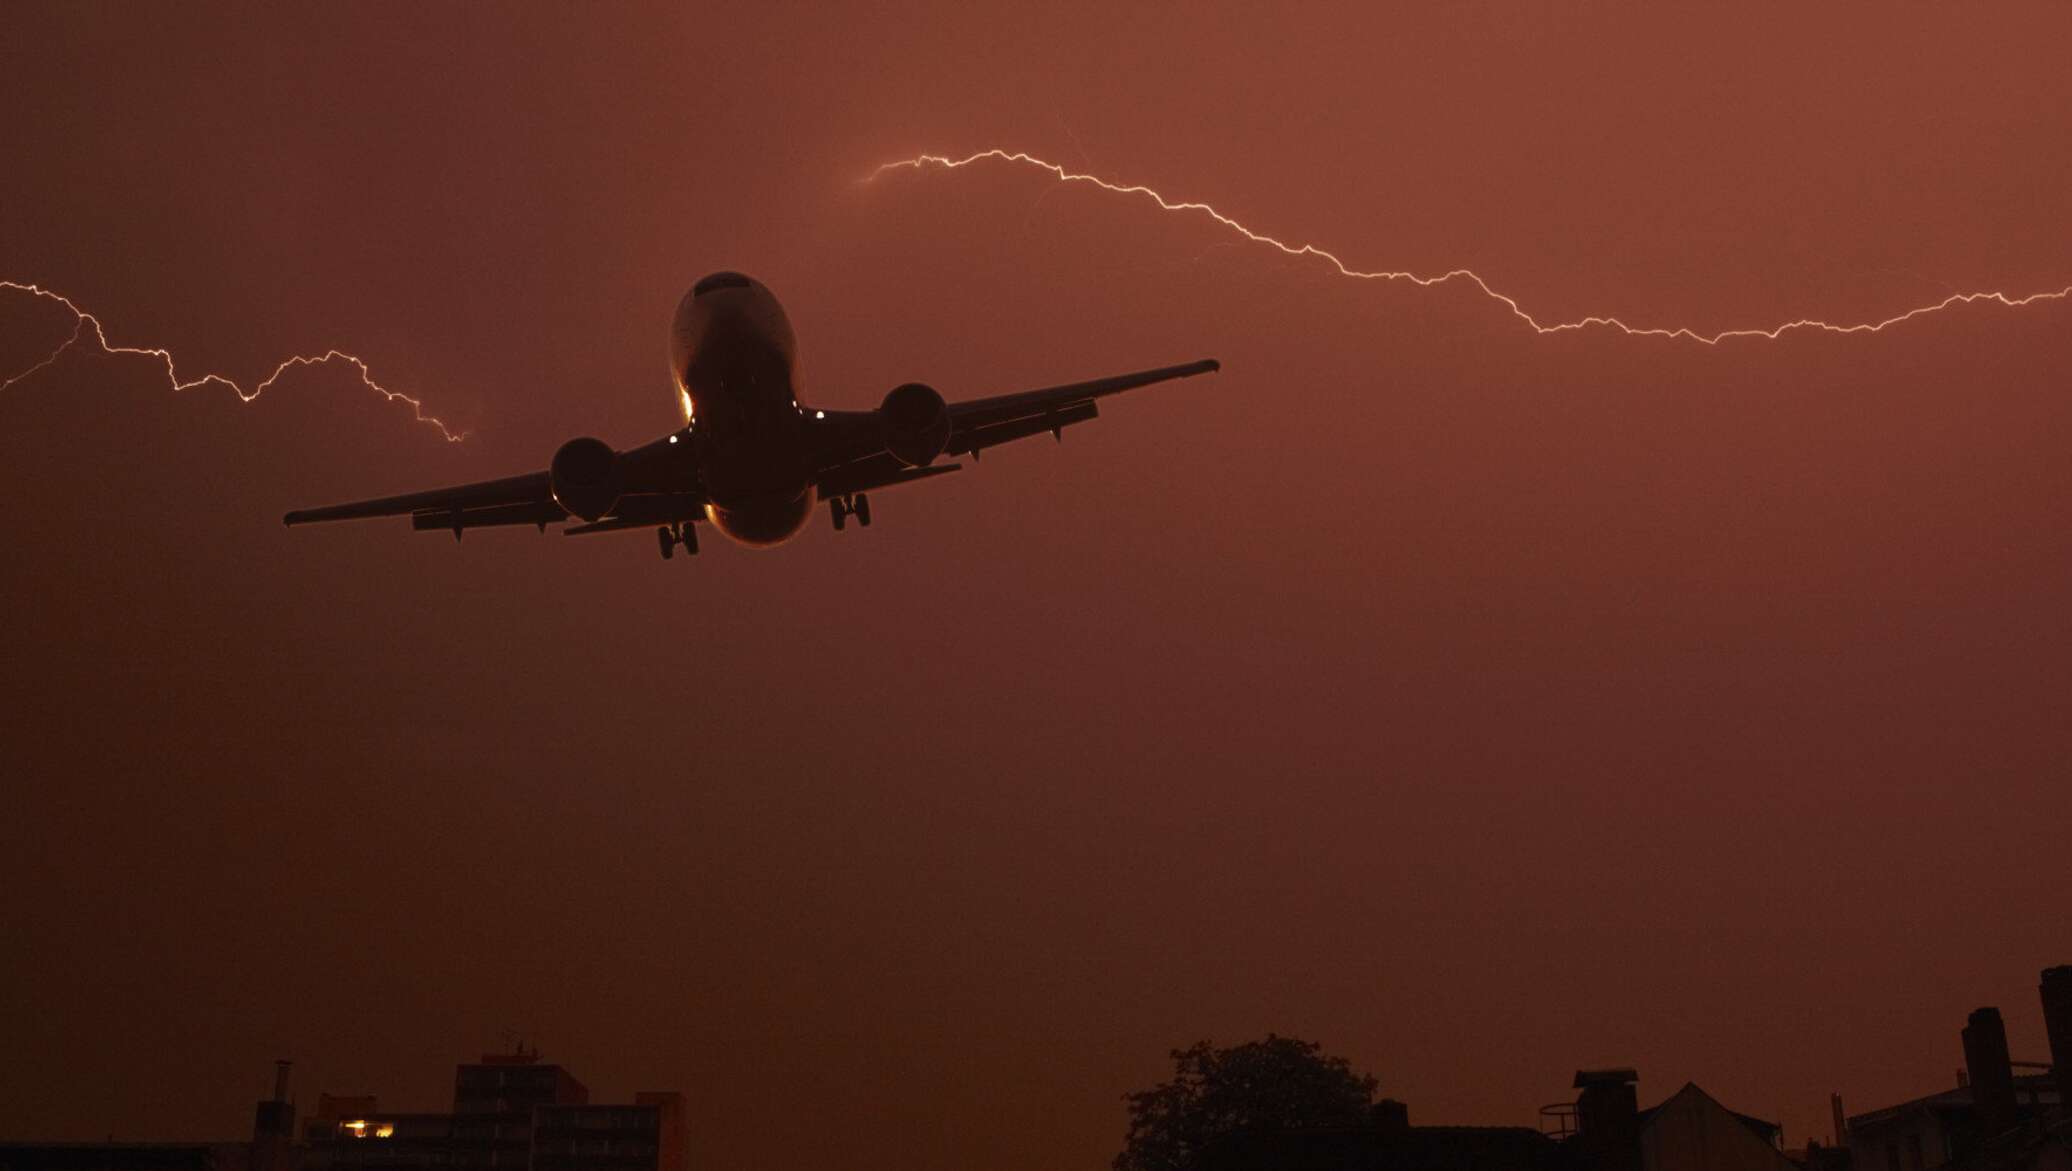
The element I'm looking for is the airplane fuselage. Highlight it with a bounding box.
[669,272,819,545]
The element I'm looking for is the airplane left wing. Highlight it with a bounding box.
[815,454,963,499]
[945,358,1219,433]
[808,358,1219,494]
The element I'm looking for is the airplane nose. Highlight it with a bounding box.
[670,283,755,378]
[693,271,754,297]
[670,294,708,377]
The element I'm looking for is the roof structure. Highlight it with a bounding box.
[1638,1083,1797,1171]
[1847,1076,2062,1133]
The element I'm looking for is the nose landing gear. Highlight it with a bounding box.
[656,523,699,561]
[829,492,872,532]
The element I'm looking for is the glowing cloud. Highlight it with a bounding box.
[869,150,2071,345]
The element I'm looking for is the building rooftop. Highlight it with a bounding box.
[1847,1075,2062,1132]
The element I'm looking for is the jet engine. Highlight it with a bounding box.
[549,436,623,522]
[879,382,950,467]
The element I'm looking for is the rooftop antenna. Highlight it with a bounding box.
[496,1029,540,1061]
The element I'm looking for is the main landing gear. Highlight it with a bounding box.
[656,522,699,561]
[829,492,872,532]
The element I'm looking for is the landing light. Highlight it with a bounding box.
[668,435,677,444]
[815,410,825,419]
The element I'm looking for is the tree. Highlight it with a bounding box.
[1114,1034,1380,1171]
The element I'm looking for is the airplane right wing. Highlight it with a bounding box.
[284,434,704,539]
[283,470,561,532]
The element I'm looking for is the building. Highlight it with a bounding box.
[1556,1069,1795,1171]
[0,1062,295,1171]
[1844,1076,2060,1171]
[1637,1082,1797,1171]
[300,1052,685,1171]
[1200,1068,1791,1171]
[1200,1097,1574,1171]
[1845,967,2070,1171]
[0,1054,683,1171]
[0,1144,254,1171]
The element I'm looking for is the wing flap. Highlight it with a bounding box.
[563,518,662,536]
[285,470,553,526]
[409,501,569,534]
[949,358,1217,430]
[950,400,1098,457]
[599,492,708,525]
[561,492,708,536]
[816,457,963,499]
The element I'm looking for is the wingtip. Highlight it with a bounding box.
[282,511,302,527]
[1202,358,1221,373]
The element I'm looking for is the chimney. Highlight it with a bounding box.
[2043,966,2072,1114]
[1962,1007,2018,1140]
[1573,1069,1641,1171]
[251,1060,296,1171]
[1830,1093,1846,1147]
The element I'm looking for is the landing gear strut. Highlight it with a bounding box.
[830,493,873,532]
[656,523,698,560]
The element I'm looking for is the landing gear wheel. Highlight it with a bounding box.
[831,497,849,532]
[853,493,872,527]
[657,526,674,560]
[678,523,699,556]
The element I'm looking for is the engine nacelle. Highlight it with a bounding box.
[879,382,950,467]
[549,436,623,522]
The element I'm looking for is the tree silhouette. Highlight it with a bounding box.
[1114,1034,1380,1171]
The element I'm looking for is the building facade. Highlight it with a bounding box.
[300,1054,684,1171]
[1846,968,2070,1171]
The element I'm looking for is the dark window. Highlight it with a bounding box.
[693,272,751,296]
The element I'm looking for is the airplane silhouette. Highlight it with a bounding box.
[285,272,1219,560]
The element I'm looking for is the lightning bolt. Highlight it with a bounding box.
[870,150,2072,344]
[1,280,463,441]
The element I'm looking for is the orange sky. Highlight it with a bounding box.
[2,5,2068,1169]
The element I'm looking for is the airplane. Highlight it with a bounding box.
[284,271,1220,561]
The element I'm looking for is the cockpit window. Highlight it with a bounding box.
[693,272,752,296]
